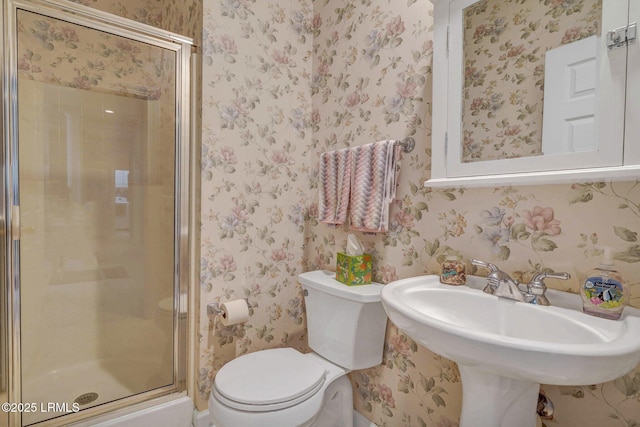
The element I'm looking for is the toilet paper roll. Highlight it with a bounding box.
[220,299,249,326]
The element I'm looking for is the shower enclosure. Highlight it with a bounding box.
[0,0,193,425]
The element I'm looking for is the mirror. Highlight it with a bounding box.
[461,0,601,163]
[428,0,637,186]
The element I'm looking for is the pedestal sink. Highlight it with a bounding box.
[381,275,640,427]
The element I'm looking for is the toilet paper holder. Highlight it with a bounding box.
[207,302,223,320]
[207,299,249,323]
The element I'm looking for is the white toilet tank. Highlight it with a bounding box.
[298,270,387,370]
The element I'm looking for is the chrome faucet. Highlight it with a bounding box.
[471,259,571,306]
[471,259,529,302]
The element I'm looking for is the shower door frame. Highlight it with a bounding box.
[0,0,194,426]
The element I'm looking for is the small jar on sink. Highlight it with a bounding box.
[440,256,466,285]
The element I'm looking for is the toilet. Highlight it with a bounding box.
[209,270,388,427]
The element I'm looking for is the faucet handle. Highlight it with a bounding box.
[530,271,571,286]
[527,272,571,306]
[471,259,498,272]
[471,259,501,294]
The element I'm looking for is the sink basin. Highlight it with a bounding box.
[381,275,640,427]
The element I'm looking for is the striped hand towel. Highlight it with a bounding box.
[318,148,352,225]
[349,140,401,233]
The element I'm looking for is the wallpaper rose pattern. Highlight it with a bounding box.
[69,0,200,41]
[199,1,640,426]
[462,0,601,162]
[64,0,640,425]
[198,0,314,410]
[16,8,172,100]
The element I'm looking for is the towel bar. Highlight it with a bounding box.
[395,137,415,153]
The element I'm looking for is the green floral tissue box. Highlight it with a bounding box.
[336,252,372,286]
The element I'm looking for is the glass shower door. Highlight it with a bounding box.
[9,5,187,425]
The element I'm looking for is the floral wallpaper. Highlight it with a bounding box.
[306,0,640,425]
[462,0,601,162]
[69,0,200,42]
[199,0,640,425]
[198,0,314,411]
[66,0,640,425]
[16,8,173,100]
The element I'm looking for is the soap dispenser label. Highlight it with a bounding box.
[584,277,624,308]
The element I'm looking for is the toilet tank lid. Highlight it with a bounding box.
[298,270,383,303]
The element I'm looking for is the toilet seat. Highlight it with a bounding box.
[213,348,326,412]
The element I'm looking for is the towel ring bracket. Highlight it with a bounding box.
[396,137,415,153]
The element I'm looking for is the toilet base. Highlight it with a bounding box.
[310,375,353,427]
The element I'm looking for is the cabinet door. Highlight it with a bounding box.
[445,0,626,178]
[427,0,640,187]
[625,4,640,165]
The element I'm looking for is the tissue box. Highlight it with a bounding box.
[336,252,372,286]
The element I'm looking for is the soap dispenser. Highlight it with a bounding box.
[580,247,628,320]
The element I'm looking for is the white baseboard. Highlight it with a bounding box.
[193,408,378,427]
[192,408,211,427]
[353,410,378,427]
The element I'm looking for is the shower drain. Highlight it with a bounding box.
[74,392,99,406]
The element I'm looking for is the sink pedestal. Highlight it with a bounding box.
[458,365,539,427]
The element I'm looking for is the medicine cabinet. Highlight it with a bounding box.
[427,0,640,187]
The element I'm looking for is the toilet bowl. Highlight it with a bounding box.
[209,348,352,427]
[209,270,388,427]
